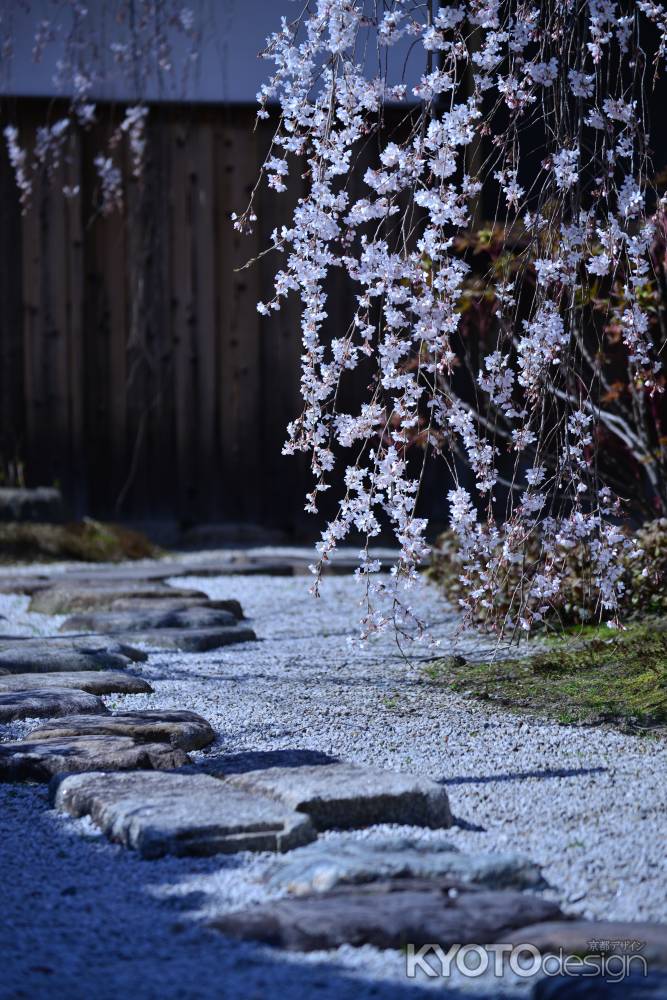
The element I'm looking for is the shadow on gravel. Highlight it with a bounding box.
[2,784,476,1000]
[440,766,607,786]
[450,816,487,832]
[189,748,341,775]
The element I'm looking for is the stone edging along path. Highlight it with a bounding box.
[1,562,667,997]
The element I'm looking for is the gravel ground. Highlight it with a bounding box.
[1,565,665,999]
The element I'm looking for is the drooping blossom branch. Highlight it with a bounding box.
[2,2,201,213]
[240,0,667,636]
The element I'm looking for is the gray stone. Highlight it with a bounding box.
[221,762,452,830]
[211,878,563,951]
[169,557,296,577]
[0,575,52,596]
[263,837,545,895]
[0,671,153,695]
[203,749,339,775]
[0,735,189,781]
[0,639,146,674]
[0,486,63,522]
[49,564,205,585]
[52,770,317,858]
[0,688,110,723]
[28,709,215,751]
[106,597,243,619]
[59,606,238,634]
[506,921,667,970]
[29,584,208,614]
[111,625,256,652]
[0,649,131,674]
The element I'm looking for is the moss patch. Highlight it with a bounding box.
[424,623,667,732]
[0,519,162,564]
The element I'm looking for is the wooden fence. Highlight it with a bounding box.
[0,99,344,529]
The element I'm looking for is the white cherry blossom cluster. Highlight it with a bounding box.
[244,0,666,634]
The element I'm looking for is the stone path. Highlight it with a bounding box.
[0,551,666,999]
[27,709,215,750]
[0,670,153,694]
[0,734,190,780]
[261,837,546,894]
[53,771,318,857]
[0,637,148,673]
[211,879,564,951]
[0,688,109,723]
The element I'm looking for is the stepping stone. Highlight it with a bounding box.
[110,625,256,652]
[221,761,452,830]
[0,639,146,674]
[106,597,243,619]
[504,921,667,970]
[0,671,152,695]
[28,709,215,751]
[0,688,109,723]
[172,561,294,577]
[60,606,239,634]
[52,771,317,857]
[0,735,189,781]
[263,837,544,895]
[207,749,340,775]
[211,878,563,951]
[29,584,209,614]
[0,575,52,596]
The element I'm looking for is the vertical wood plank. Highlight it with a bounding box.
[0,124,25,482]
[81,116,128,517]
[192,120,218,519]
[20,152,46,489]
[215,111,261,522]
[169,116,196,520]
[59,130,85,512]
[142,109,175,520]
[255,121,309,531]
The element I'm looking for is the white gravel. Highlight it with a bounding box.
[1,564,665,999]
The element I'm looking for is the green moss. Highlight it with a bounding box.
[0,519,163,564]
[423,621,667,732]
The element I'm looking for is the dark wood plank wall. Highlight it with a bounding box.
[0,124,25,483]
[0,100,312,529]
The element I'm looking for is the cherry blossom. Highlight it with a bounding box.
[242,0,667,635]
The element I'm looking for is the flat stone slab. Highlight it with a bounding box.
[221,762,452,830]
[211,878,563,951]
[0,639,146,673]
[60,606,238,634]
[263,837,544,895]
[206,749,339,775]
[52,771,316,857]
[0,688,110,723]
[0,671,152,695]
[505,920,667,969]
[0,575,53,596]
[28,709,215,751]
[105,597,243,618]
[111,626,256,652]
[0,735,189,781]
[29,584,208,615]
